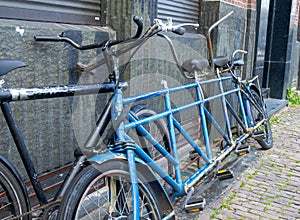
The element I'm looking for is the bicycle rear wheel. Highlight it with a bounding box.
[57,160,162,220]
[249,88,273,149]
[0,161,30,220]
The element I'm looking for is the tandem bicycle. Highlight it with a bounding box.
[52,11,273,220]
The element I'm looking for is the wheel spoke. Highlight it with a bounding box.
[60,164,161,220]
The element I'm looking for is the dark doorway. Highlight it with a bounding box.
[262,0,294,99]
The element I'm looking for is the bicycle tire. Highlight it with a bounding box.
[0,161,30,220]
[57,160,163,220]
[249,88,273,149]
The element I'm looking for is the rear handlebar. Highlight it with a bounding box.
[207,11,233,70]
[153,17,199,36]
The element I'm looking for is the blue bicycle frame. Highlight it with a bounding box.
[91,65,265,218]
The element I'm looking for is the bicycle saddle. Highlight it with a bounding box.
[182,58,209,72]
[0,59,27,76]
[213,56,229,67]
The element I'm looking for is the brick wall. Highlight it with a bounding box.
[222,0,256,10]
[295,0,300,25]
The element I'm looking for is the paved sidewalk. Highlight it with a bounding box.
[197,105,300,219]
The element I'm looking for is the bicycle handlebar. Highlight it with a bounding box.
[34,34,104,50]
[153,18,199,36]
[207,11,233,70]
[232,50,247,60]
[34,16,144,50]
[132,16,144,38]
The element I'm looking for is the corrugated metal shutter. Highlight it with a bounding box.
[157,0,199,24]
[0,0,105,25]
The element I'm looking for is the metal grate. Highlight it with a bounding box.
[157,0,199,24]
[0,0,105,25]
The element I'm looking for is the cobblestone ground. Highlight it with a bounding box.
[197,106,300,219]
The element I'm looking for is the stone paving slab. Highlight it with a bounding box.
[196,106,300,219]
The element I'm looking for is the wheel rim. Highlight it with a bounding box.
[250,90,272,146]
[74,170,159,220]
[0,174,23,219]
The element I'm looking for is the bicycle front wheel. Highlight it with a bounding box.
[249,88,273,149]
[58,160,162,220]
[0,161,30,220]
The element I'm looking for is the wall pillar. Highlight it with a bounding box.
[199,0,256,79]
[263,0,297,99]
[106,0,157,40]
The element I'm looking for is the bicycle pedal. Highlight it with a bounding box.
[216,169,234,180]
[235,145,250,156]
[184,198,206,213]
[253,130,265,140]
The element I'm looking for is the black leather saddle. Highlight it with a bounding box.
[213,56,229,67]
[0,59,27,76]
[182,58,209,72]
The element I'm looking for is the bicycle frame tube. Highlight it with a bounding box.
[163,84,183,186]
[216,70,233,142]
[195,83,211,159]
[1,101,48,205]
[0,81,127,206]
[0,82,127,102]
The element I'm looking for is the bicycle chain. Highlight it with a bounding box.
[9,201,61,220]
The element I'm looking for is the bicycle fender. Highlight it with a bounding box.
[248,83,261,95]
[87,151,127,164]
[248,83,266,104]
[129,103,147,114]
[88,154,175,219]
[0,153,31,208]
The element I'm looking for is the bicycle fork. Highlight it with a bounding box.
[127,148,140,220]
[112,87,140,219]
